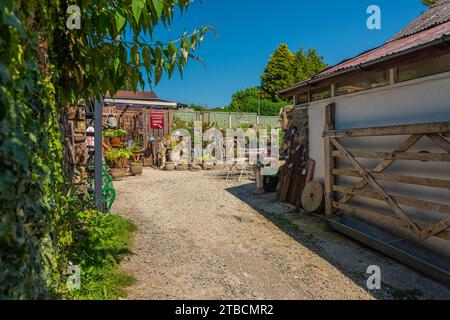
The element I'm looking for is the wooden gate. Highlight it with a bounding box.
[323,103,450,242]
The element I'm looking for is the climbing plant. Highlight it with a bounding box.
[0,0,210,299]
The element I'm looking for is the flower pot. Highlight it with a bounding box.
[164,162,175,171]
[110,167,125,180]
[130,162,143,175]
[202,162,215,170]
[110,137,121,147]
[176,163,188,171]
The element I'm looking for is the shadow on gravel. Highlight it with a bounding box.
[225,182,450,300]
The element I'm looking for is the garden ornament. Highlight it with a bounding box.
[105,114,118,128]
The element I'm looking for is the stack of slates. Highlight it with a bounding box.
[277,107,315,208]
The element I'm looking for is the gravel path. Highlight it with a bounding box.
[113,168,373,299]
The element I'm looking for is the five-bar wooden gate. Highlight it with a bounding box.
[323,103,450,243]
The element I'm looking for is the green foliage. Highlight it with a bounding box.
[421,0,437,6]
[260,44,327,102]
[293,48,327,83]
[67,214,136,300]
[1,0,209,299]
[226,87,286,116]
[260,44,295,101]
[51,0,214,105]
[105,148,133,163]
[103,129,128,138]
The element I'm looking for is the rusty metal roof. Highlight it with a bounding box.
[105,90,158,100]
[389,0,450,42]
[316,20,450,78]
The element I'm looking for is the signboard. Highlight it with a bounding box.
[150,110,165,129]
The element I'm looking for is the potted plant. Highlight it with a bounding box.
[105,147,132,180]
[104,129,127,147]
[129,143,144,175]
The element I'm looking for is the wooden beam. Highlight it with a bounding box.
[332,151,450,162]
[333,168,450,189]
[333,185,450,216]
[324,103,336,216]
[427,133,450,153]
[332,201,450,241]
[324,122,450,138]
[338,134,422,204]
[330,138,421,236]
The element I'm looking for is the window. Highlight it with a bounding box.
[311,86,331,101]
[398,53,450,82]
[336,69,390,96]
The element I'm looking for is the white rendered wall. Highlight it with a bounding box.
[298,71,450,257]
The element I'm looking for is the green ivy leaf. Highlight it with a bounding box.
[115,12,126,33]
[152,0,163,19]
[3,12,26,36]
[132,0,145,23]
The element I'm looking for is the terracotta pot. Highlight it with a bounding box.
[110,137,121,147]
[130,162,143,175]
[110,168,125,180]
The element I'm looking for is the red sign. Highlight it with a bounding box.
[150,110,165,129]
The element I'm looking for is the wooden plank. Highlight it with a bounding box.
[332,151,450,162]
[427,133,450,153]
[324,121,450,138]
[330,138,421,236]
[338,134,422,204]
[333,185,450,215]
[418,216,450,240]
[333,168,450,189]
[324,103,336,216]
[332,201,450,241]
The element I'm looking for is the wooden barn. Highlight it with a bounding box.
[279,0,450,283]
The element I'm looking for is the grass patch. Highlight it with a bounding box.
[68,214,136,300]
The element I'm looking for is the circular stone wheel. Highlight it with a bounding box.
[301,180,325,213]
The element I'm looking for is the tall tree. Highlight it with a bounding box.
[227,87,286,116]
[260,44,295,102]
[293,48,327,83]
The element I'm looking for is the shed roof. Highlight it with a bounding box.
[389,0,450,42]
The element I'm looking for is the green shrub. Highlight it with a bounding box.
[103,129,128,138]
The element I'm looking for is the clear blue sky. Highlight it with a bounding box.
[150,0,428,108]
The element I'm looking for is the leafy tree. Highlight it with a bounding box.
[260,44,295,101]
[227,87,286,116]
[293,48,327,83]
[421,0,437,6]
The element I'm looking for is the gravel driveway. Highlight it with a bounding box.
[113,168,449,300]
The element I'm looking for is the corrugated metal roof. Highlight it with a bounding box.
[316,20,450,78]
[105,90,158,100]
[389,0,450,42]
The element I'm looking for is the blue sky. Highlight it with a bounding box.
[151,0,428,108]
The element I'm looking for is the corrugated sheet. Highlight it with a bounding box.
[316,20,450,78]
[389,0,450,43]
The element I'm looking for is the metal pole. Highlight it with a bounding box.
[94,99,103,210]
